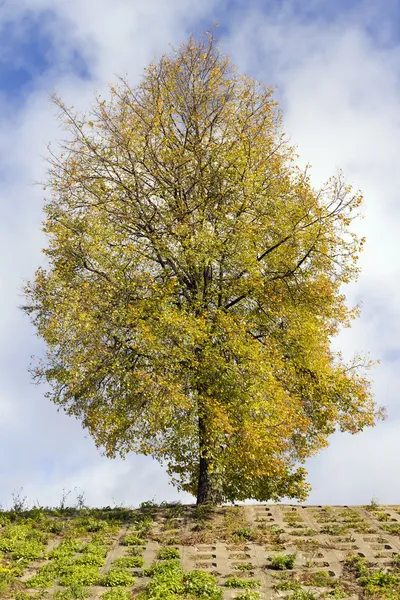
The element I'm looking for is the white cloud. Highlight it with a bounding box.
[225,6,400,503]
[1,0,399,507]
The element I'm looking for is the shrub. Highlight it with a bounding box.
[234,593,261,600]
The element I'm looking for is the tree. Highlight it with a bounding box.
[23,32,385,505]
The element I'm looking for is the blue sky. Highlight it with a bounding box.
[1,0,400,509]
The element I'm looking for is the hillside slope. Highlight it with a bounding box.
[1,502,400,599]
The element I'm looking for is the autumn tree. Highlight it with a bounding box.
[23,32,384,505]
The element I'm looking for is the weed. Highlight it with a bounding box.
[288,591,317,600]
[52,585,90,599]
[382,523,400,535]
[303,570,334,587]
[121,534,144,546]
[324,585,348,599]
[14,593,48,600]
[183,570,222,599]
[11,489,28,513]
[112,556,144,568]
[59,489,72,511]
[59,565,100,586]
[367,497,379,511]
[156,546,180,560]
[233,527,255,542]
[320,525,347,536]
[101,589,133,600]
[233,562,254,571]
[224,577,261,589]
[234,592,261,600]
[289,529,316,537]
[268,553,296,570]
[274,575,302,592]
[25,566,56,589]
[101,569,136,587]
[127,546,144,556]
[376,512,390,522]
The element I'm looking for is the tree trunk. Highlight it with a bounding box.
[196,415,223,505]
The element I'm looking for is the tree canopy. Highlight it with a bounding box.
[23,32,385,504]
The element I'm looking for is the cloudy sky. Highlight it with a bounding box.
[0,0,399,510]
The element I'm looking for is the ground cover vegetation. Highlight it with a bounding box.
[2,498,400,599]
[23,30,384,505]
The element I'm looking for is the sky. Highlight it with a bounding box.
[0,0,399,509]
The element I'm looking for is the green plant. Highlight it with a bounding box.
[112,556,144,568]
[157,547,180,560]
[52,585,90,599]
[304,570,334,587]
[367,497,379,510]
[320,525,347,536]
[233,527,255,541]
[59,565,100,586]
[15,592,48,600]
[234,592,261,600]
[324,585,347,599]
[274,576,302,592]
[101,589,133,600]
[101,569,136,587]
[289,591,317,600]
[382,523,400,535]
[224,577,261,589]
[234,562,254,572]
[269,553,296,570]
[25,567,56,589]
[183,570,222,598]
[127,546,144,556]
[121,535,144,546]
[144,559,184,598]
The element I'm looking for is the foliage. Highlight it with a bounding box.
[224,577,261,588]
[157,547,180,560]
[288,591,317,600]
[121,535,144,546]
[303,570,334,587]
[232,527,255,542]
[58,565,100,586]
[112,556,144,568]
[143,560,184,598]
[101,569,136,587]
[233,562,254,572]
[23,31,383,504]
[52,585,90,599]
[269,553,296,570]
[234,593,261,600]
[344,554,400,598]
[101,589,133,600]
[183,570,222,599]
